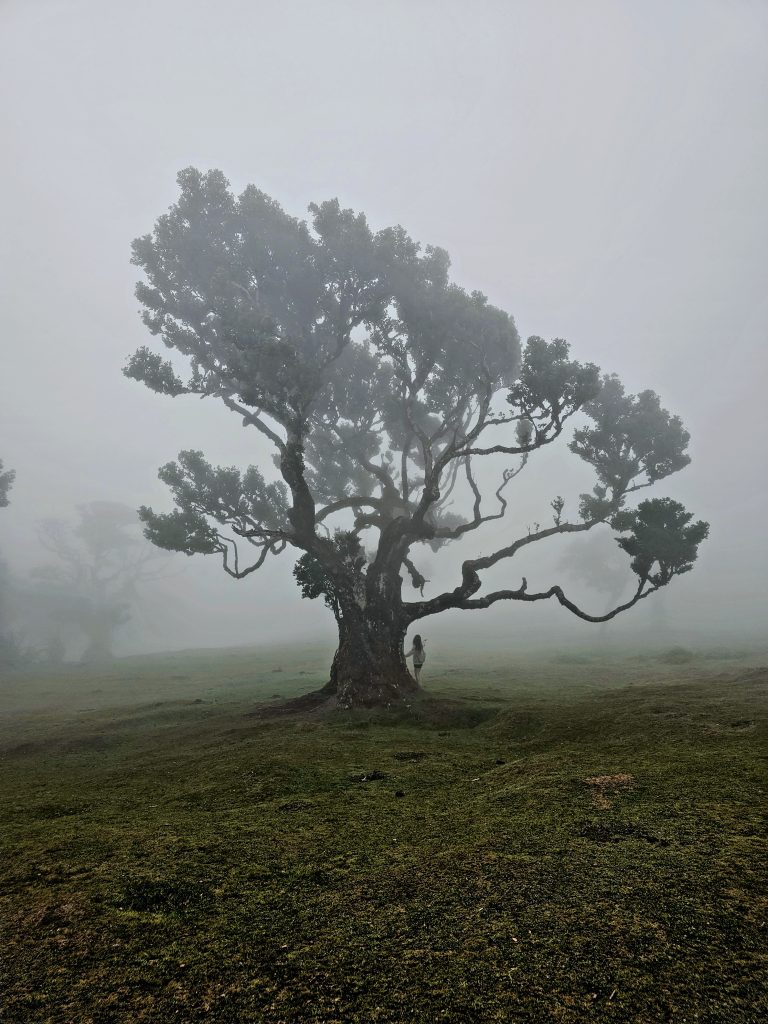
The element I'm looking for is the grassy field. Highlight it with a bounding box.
[1,643,767,1022]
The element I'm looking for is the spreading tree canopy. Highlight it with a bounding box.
[126,168,708,707]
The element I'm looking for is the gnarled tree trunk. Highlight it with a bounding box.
[330,620,417,708]
[327,582,418,707]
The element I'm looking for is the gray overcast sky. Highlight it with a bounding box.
[1,0,766,653]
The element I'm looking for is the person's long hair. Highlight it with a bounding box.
[413,634,424,653]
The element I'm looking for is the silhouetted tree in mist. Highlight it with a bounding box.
[126,169,708,707]
[0,459,14,508]
[32,502,169,662]
[0,460,34,669]
[0,557,25,669]
[0,461,17,665]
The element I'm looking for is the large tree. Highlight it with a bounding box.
[126,168,708,707]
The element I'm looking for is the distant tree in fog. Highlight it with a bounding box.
[0,463,33,668]
[558,531,630,614]
[0,459,14,507]
[0,557,25,669]
[126,168,709,707]
[0,462,17,665]
[32,502,169,663]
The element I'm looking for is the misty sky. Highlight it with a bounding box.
[1,0,766,654]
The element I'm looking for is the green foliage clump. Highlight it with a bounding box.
[140,450,290,558]
[293,530,366,616]
[612,498,710,586]
[573,376,691,522]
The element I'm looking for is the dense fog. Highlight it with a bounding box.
[1,0,766,663]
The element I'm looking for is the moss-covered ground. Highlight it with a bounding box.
[2,644,767,1022]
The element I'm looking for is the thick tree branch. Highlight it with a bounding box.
[406,385,493,534]
[280,427,318,538]
[329,423,400,501]
[468,519,597,574]
[465,455,482,523]
[316,496,386,523]
[455,579,656,621]
[403,556,428,595]
[431,454,529,541]
[458,422,561,458]
[404,519,603,620]
[220,396,286,452]
[219,535,287,579]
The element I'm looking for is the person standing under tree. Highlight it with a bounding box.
[405,634,427,683]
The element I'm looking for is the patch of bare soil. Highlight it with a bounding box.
[583,773,635,809]
[247,687,336,718]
